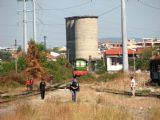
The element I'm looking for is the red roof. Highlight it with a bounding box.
[105,48,135,55]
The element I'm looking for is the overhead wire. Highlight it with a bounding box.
[37,0,91,11]
[36,0,45,40]
[138,0,160,10]
[98,5,121,17]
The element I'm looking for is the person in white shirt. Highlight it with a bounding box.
[130,76,136,96]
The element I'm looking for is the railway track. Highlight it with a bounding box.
[1,83,160,105]
[95,88,160,98]
[0,82,68,104]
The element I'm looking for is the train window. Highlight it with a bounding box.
[76,61,86,67]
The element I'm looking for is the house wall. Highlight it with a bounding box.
[106,57,123,71]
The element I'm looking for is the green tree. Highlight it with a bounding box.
[17,55,27,71]
[136,47,155,70]
[0,51,12,61]
[141,47,154,60]
[17,46,22,52]
[43,57,72,83]
[35,43,47,63]
[0,61,15,75]
[135,59,149,70]
[36,43,45,52]
[96,59,106,73]
[52,47,60,53]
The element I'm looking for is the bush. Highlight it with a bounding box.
[96,59,106,73]
[17,55,27,71]
[78,73,96,82]
[0,51,12,61]
[136,58,149,70]
[0,61,15,75]
[43,60,72,83]
[0,72,25,88]
[136,88,151,95]
[97,72,119,82]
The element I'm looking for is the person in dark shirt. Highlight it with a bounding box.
[69,77,80,102]
[29,78,33,91]
[39,78,46,99]
[25,79,30,91]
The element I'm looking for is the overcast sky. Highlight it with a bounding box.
[0,0,160,48]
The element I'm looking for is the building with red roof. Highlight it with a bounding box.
[104,47,137,72]
[105,47,135,56]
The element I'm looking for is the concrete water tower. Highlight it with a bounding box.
[65,16,98,64]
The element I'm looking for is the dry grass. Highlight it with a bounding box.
[0,98,133,120]
[147,108,160,120]
[96,72,150,91]
[1,73,160,120]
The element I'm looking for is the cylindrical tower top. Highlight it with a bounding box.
[65,16,98,20]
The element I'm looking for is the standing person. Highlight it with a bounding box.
[69,77,80,102]
[130,76,136,96]
[39,78,46,99]
[25,78,30,91]
[29,78,33,91]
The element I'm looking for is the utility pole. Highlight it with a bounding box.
[33,0,37,42]
[44,36,47,50]
[14,39,18,73]
[121,0,129,72]
[23,0,28,52]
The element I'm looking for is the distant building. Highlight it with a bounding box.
[136,38,160,48]
[0,47,15,52]
[98,38,160,54]
[104,48,136,72]
[127,39,137,50]
[47,52,61,61]
[98,40,121,52]
[58,46,66,52]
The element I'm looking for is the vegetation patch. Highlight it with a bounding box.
[136,88,151,95]
[97,72,120,82]
[147,108,160,120]
[43,58,73,83]
[78,73,96,83]
[2,99,133,120]
[0,72,25,89]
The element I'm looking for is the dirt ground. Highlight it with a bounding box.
[0,82,160,120]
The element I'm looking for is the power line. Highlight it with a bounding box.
[99,5,121,17]
[36,0,91,11]
[37,17,64,26]
[36,0,43,10]
[36,0,76,15]
[138,0,160,10]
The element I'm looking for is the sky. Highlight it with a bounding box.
[0,0,160,48]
